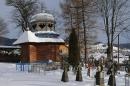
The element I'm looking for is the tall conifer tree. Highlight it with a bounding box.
[68,29,80,69]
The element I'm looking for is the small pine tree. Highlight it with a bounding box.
[76,65,83,81]
[61,66,69,82]
[68,29,80,69]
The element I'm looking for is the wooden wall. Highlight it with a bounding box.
[29,45,37,62]
[21,44,29,62]
[21,43,62,63]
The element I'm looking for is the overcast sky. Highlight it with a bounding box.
[0,0,129,43]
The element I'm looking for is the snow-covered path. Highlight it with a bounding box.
[0,63,127,86]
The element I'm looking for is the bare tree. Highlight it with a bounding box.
[60,0,97,63]
[60,0,96,35]
[0,17,8,44]
[6,0,42,32]
[0,17,8,36]
[96,0,130,60]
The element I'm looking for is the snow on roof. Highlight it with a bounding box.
[113,46,118,50]
[13,31,38,45]
[13,31,64,45]
[113,53,125,57]
[30,12,54,23]
[0,45,20,49]
[122,48,130,52]
[89,53,107,60]
[92,43,120,51]
[35,31,59,34]
[37,38,64,43]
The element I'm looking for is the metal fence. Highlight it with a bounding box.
[16,62,61,73]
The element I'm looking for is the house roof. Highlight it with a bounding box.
[13,31,64,45]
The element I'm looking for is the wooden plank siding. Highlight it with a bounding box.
[21,44,30,63]
[29,45,37,62]
[20,43,63,63]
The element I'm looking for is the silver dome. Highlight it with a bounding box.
[30,12,55,23]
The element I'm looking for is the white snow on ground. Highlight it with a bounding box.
[0,63,128,86]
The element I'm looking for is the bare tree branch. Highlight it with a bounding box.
[6,0,42,32]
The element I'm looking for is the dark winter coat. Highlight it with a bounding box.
[108,74,116,86]
[95,71,100,85]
